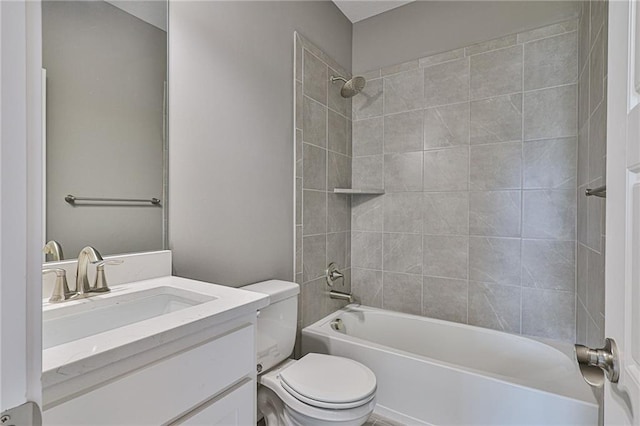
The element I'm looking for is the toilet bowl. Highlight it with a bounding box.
[242,281,377,426]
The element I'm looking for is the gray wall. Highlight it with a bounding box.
[169,1,352,286]
[350,19,579,342]
[43,1,166,258]
[353,1,579,73]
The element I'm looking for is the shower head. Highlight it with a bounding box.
[330,75,366,98]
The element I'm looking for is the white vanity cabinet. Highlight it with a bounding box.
[43,315,258,425]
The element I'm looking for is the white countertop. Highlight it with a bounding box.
[42,276,269,389]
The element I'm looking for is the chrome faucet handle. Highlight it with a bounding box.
[91,259,123,293]
[326,263,344,286]
[43,268,76,303]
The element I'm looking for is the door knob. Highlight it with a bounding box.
[575,338,620,387]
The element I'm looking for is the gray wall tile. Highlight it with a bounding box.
[328,110,348,155]
[296,178,302,225]
[586,181,604,252]
[469,191,521,237]
[517,20,577,44]
[385,152,423,192]
[424,57,469,107]
[523,137,577,189]
[419,48,464,68]
[351,231,382,270]
[384,69,424,114]
[327,232,348,269]
[296,129,303,178]
[381,59,418,77]
[522,239,575,291]
[577,243,588,303]
[469,236,521,285]
[383,272,422,315]
[524,85,577,141]
[578,64,590,132]
[470,142,522,190]
[352,195,383,232]
[424,102,470,149]
[578,1,590,74]
[303,190,326,236]
[303,143,326,190]
[577,185,588,244]
[587,245,605,326]
[576,299,588,345]
[423,235,469,279]
[470,94,522,145]
[384,110,423,153]
[523,190,576,239]
[424,147,468,191]
[328,152,351,190]
[522,288,575,341]
[589,22,605,115]
[303,50,328,105]
[589,102,606,182]
[383,192,423,233]
[422,276,468,322]
[578,126,589,187]
[470,45,523,100]
[468,281,521,333]
[423,192,469,235]
[466,34,517,56]
[524,31,577,91]
[303,235,326,282]
[383,233,423,274]
[296,225,302,274]
[353,117,383,157]
[327,193,350,233]
[352,268,383,307]
[352,155,384,189]
[353,78,383,120]
[303,96,327,147]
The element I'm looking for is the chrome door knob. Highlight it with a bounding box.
[575,338,620,387]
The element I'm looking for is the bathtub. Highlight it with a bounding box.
[302,305,598,426]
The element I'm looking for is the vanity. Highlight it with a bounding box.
[41,251,268,425]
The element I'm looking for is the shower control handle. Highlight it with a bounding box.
[325,263,344,286]
[575,338,619,387]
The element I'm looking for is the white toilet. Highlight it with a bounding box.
[243,280,377,426]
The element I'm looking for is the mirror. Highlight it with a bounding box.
[42,0,168,261]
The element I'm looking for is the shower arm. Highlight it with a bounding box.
[330,76,348,84]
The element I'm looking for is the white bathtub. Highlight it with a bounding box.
[302,305,598,426]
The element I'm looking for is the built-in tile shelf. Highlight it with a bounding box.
[333,188,385,195]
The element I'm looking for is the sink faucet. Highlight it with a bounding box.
[76,246,103,296]
[43,240,64,262]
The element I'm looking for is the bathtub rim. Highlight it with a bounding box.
[302,304,598,409]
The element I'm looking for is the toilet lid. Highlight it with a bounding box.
[279,354,376,407]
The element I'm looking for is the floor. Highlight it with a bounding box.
[364,413,406,426]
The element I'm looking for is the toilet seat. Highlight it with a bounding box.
[279,354,377,409]
[259,356,377,425]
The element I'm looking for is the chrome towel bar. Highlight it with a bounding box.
[585,185,606,198]
[65,194,161,205]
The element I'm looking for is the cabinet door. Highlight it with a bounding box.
[176,380,254,426]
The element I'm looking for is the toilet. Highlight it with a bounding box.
[243,280,377,426]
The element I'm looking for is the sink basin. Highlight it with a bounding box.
[43,286,216,349]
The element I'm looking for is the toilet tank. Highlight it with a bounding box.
[242,280,299,373]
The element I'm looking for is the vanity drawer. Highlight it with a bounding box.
[43,324,255,425]
[172,379,254,425]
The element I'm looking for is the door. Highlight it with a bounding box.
[0,0,43,422]
[606,0,640,423]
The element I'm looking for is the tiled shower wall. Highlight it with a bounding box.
[294,34,353,331]
[576,0,607,349]
[350,20,580,342]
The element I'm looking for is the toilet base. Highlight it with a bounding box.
[257,386,374,426]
